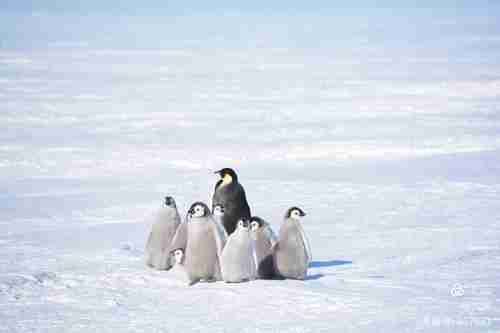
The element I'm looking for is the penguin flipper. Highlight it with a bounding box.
[145,230,153,250]
[144,231,155,265]
[188,278,200,286]
[249,237,258,280]
[210,219,226,259]
[169,221,188,253]
[214,218,228,241]
[264,224,279,248]
[238,185,252,218]
[296,221,312,264]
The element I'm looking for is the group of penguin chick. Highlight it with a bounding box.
[145,168,312,286]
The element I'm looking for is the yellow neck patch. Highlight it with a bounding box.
[221,174,233,187]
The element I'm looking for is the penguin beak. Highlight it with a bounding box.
[214,170,222,176]
[301,211,307,217]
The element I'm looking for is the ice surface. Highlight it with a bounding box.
[1,10,500,333]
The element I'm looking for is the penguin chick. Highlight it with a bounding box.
[250,216,278,279]
[180,202,225,286]
[145,196,181,270]
[274,207,312,280]
[220,220,257,283]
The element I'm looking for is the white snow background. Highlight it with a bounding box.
[1,7,500,333]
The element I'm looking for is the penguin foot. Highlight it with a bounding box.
[224,278,249,283]
[188,278,200,286]
[205,277,218,283]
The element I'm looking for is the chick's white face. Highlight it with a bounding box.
[192,204,205,218]
[237,220,249,231]
[250,221,260,232]
[174,249,184,264]
[290,209,302,220]
[213,205,224,217]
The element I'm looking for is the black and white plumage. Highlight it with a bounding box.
[250,216,278,279]
[274,207,312,280]
[145,196,181,270]
[212,168,251,235]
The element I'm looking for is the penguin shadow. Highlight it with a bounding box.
[306,260,353,281]
[309,260,352,268]
[304,273,324,281]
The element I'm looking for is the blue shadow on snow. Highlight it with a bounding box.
[309,260,352,268]
[304,274,324,281]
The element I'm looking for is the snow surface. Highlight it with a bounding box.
[1,12,500,333]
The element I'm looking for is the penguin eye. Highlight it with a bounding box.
[250,221,259,230]
[238,221,244,228]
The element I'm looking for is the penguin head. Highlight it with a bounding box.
[188,202,211,218]
[249,216,265,232]
[212,204,225,217]
[214,168,238,185]
[285,206,306,220]
[237,219,250,231]
[164,196,176,208]
[173,249,184,264]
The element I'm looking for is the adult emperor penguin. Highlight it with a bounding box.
[274,207,312,280]
[171,202,225,285]
[250,216,278,279]
[212,168,251,235]
[145,196,181,270]
[220,220,257,283]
